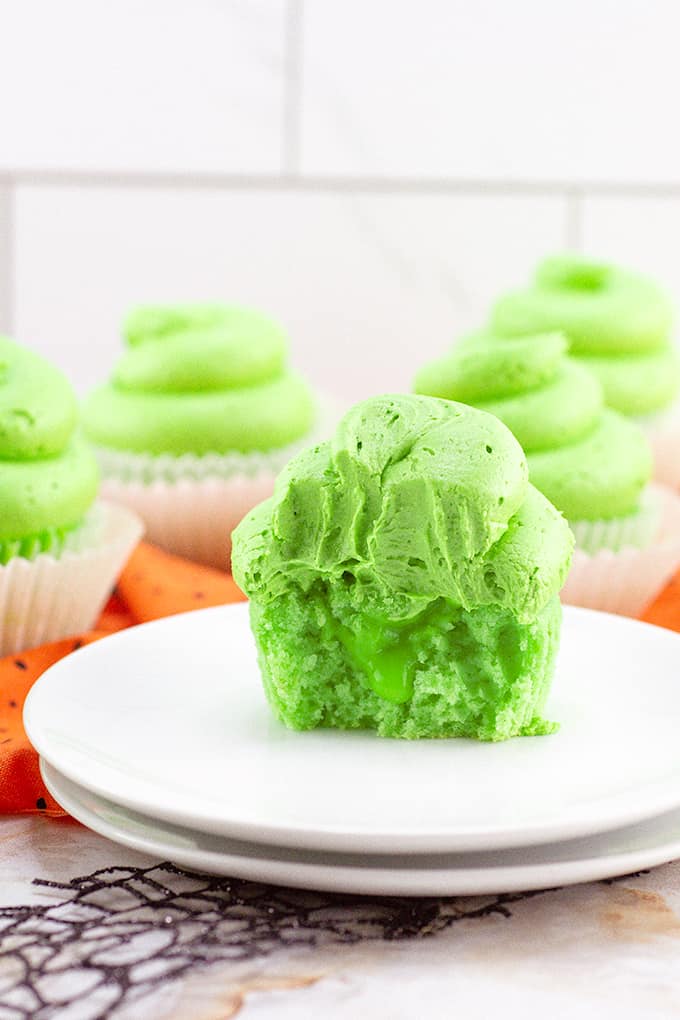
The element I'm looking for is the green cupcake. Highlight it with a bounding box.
[491,255,680,418]
[0,337,141,654]
[82,304,322,568]
[0,336,99,561]
[84,304,314,456]
[414,330,654,555]
[232,394,573,741]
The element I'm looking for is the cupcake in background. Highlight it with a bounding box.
[0,336,142,654]
[82,304,322,569]
[491,254,680,487]
[414,329,680,616]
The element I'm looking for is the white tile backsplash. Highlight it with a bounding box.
[13,186,566,400]
[300,0,680,184]
[582,196,680,306]
[0,0,286,174]
[3,0,680,397]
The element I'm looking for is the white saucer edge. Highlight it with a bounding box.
[41,758,680,898]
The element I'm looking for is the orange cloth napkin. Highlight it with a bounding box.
[642,572,680,633]
[0,542,245,816]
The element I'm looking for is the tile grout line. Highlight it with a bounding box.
[282,0,304,174]
[4,169,680,198]
[565,189,584,251]
[0,185,14,333]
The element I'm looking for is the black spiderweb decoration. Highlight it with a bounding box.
[0,861,548,1019]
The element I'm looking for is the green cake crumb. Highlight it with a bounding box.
[232,394,574,741]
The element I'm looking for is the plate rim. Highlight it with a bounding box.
[24,602,680,854]
[40,758,680,898]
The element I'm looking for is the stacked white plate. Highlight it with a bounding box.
[24,603,680,896]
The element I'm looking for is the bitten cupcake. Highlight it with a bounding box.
[491,254,680,487]
[0,336,142,654]
[82,304,319,568]
[414,330,680,616]
[232,394,573,741]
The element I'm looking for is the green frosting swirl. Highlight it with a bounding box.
[233,394,573,623]
[414,331,652,521]
[491,255,680,415]
[0,337,99,544]
[82,305,315,455]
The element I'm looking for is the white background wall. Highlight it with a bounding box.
[1,0,680,400]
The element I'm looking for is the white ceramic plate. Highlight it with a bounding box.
[24,603,680,854]
[41,759,680,896]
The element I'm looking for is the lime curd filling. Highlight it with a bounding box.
[328,596,529,707]
[328,602,447,705]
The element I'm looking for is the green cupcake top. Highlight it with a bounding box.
[492,255,673,355]
[232,394,573,623]
[0,337,99,543]
[82,304,315,455]
[414,331,652,521]
[491,255,680,415]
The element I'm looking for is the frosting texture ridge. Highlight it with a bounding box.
[233,394,573,622]
[414,330,652,521]
[83,304,315,454]
[0,336,98,542]
[491,255,680,415]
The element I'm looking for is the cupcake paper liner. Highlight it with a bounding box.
[638,398,680,490]
[0,504,106,565]
[94,397,343,569]
[96,443,307,485]
[0,501,143,656]
[561,484,680,617]
[99,473,273,569]
[568,489,660,556]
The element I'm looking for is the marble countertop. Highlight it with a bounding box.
[1,816,680,1018]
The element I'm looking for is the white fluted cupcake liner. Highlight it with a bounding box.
[99,473,274,569]
[638,399,680,490]
[561,484,680,617]
[93,396,343,569]
[0,501,144,656]
[96,441,308,485]
[569,489,660,555]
